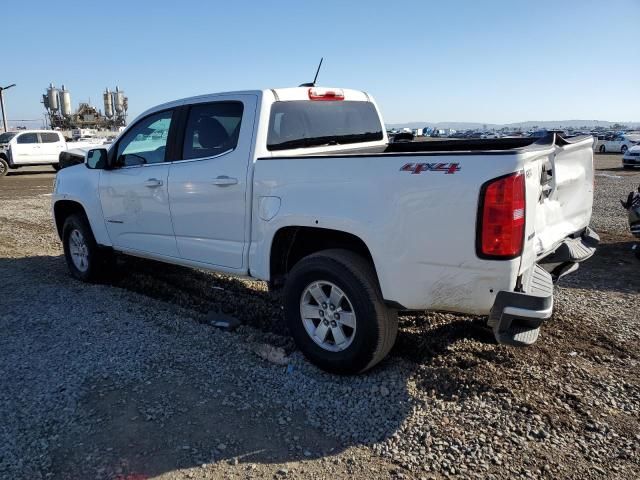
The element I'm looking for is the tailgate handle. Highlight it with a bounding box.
[540,161,553,199]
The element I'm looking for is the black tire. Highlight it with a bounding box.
[62,213,111,282]
[623,165,634,170]
[599,145,606,153]
[621,145,628,154]
[283,249,398,374]
[0,158,8,177]
[52,164,61,172]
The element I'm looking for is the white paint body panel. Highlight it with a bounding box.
[53,88,595,316]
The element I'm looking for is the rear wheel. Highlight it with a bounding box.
[283,249,398,374]
[621,145,628,154]
[52,164,61,172]
[599,145,606,153]
[0,158,8,177]
[62,213,111,282]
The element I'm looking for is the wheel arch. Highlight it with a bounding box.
[269,226,380,290]
[53,200,89,240]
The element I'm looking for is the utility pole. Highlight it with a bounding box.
[0,84,16,132]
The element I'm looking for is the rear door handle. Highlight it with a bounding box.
[212,175,238,186]
[144,178,164,188]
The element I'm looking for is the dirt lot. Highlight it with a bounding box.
[0,155,638,480]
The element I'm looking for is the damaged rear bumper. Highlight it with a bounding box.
[489,227,599,346]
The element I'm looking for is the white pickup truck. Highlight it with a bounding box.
[0,130,104,177]
[52,86,598,374]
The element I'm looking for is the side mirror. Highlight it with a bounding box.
[86,148,108,170]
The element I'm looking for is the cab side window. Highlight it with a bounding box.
[182,102,243,160]
[115,110,174,167]
[17,133,39,144]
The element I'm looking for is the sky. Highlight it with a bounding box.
[2,0,639,127]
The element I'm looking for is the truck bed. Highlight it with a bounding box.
[292,133,591,157]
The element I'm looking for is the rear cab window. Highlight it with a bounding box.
[267,101,383,151]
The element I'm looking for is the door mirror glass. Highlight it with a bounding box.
[86,148,108,169]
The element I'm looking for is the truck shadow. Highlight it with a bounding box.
[557,239,639,294]
[0,254,508,479]
[5,169,56,176]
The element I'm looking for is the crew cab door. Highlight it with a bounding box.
[168,95,257,270]
[99,108,179,257]
[39,132,66,163]
[11,132,39,164]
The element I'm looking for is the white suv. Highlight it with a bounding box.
[0,130,66,176]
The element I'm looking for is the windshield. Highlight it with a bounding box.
[267,101,383,151]
[0,132,17,143]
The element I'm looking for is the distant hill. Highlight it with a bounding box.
[387,120,640,131]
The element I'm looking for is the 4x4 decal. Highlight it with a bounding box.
[400,162,461,174]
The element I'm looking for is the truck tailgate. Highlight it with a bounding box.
[521,135,595,269]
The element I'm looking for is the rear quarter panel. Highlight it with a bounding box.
[250,152,528,314]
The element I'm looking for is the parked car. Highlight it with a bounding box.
[622,145,640,169]
[598,134,639,154]
[391,131,414,142]
[52,86,598,374]
[0,130,102,177]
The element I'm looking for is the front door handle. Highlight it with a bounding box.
[144,178,164,188]
[212,175,238,186]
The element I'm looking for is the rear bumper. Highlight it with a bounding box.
[489,227,599,346]
[537,226,599,281]
[488,265,553,346]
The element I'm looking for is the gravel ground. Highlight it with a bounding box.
[0,155,638,480]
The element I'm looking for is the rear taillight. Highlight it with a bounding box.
[308,87,344,101]
[478,172,526,258]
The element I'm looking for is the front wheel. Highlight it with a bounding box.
[62,213,111,282]
[621,145,628,154]
[599,145,606,153]
[52,164,61,172]
[283,249,398,374]
[0,158,8,177]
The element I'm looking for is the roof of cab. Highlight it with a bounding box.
[135,86,370,123]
